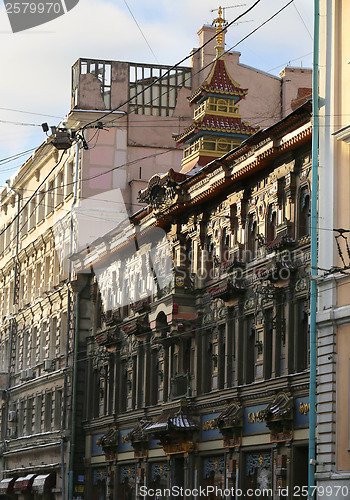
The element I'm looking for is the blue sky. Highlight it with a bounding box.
[0,0,313,187]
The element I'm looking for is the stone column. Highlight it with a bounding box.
[225,315,232,388]
[235,304,244,386]
[144,338,151,406]
[163,342,169,402]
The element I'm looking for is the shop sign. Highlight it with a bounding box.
[294,397,310,427]
[201,413,221,440]
[119,429,134,452]
[244,405,268,434]
[92,434,104,455]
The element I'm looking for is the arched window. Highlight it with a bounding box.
[230,204,238,246]
[247,216,258,260]
[221,228,230,263]
[299,187,310,238]
[266,206,277,243]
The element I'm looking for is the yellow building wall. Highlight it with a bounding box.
[335,0,350,471]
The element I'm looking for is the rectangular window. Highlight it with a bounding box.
[56,170,64,206]
[37,190,45,222]
[44,255,51,290]
[35,394,42,434]
[4,222,10,252]
[26,397,33,436]
[40,322,47,362]
[66,159,74,196]
[255,328,264,379]
[49,317,57,360]
[27,268,33,303]
[60,311,68,356]
[21,205,28,236]
[15,335,20,373]
[18,400,25,437]
[0,227,4,254]
[31,326,37,367]
[22,331,28,370]
[47,180,54,215]
[35,262,42,298]
[54,389,62,429]
[29,199,36,230]
[44,392,52,432]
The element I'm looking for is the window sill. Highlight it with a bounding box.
[37,219,45,227]
[55,202,64,210]
[46,210,54,219]
[65,192,74,202]
[28,227,35,234]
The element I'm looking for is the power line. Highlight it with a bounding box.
[0,0,300,186]
[122,0,159,64]
[0,119,42,127]
[0,150,65,240]
[101,0,297,130]
[293,2,313,40]
[0,107,61,119]
[0,147,38,165]
[267,52,312,72]
[0,0,301,240]
[80,0,264,131]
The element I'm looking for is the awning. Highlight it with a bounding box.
[32,474,56,494]
[145,407,198,434]
[0,477,15,493]
[14,474,36,492]
[215,403,243,429]
[96,427,118,449]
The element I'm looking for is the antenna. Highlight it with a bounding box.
[211,4,246,21]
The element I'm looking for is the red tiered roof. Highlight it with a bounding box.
[188,59,248,105]
[176,114,259,145]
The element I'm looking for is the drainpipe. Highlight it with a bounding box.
[309,0,319,497]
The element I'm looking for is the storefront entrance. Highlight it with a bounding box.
[292,445,308,498]
[120,465,136,500]
[150,462,169,500]
[170,457,184,498]
[203,456,225,500]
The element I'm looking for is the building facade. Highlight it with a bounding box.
[316,0,350,495]
[76,98,312,500]
[0,11,313,500]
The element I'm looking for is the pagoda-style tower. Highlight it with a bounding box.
[175,7,259,174]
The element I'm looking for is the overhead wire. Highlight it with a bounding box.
[293,2,313,40]
[0,0,302,241]
[0,150,65,240]
[79,0,264,131]
[122,0,159,64]
[0,107,61,119]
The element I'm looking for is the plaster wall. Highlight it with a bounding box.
[193,25,311,129]
[336,323,350,470]
[317,0,350,483]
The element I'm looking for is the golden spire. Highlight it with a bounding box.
[212,6,227,58]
